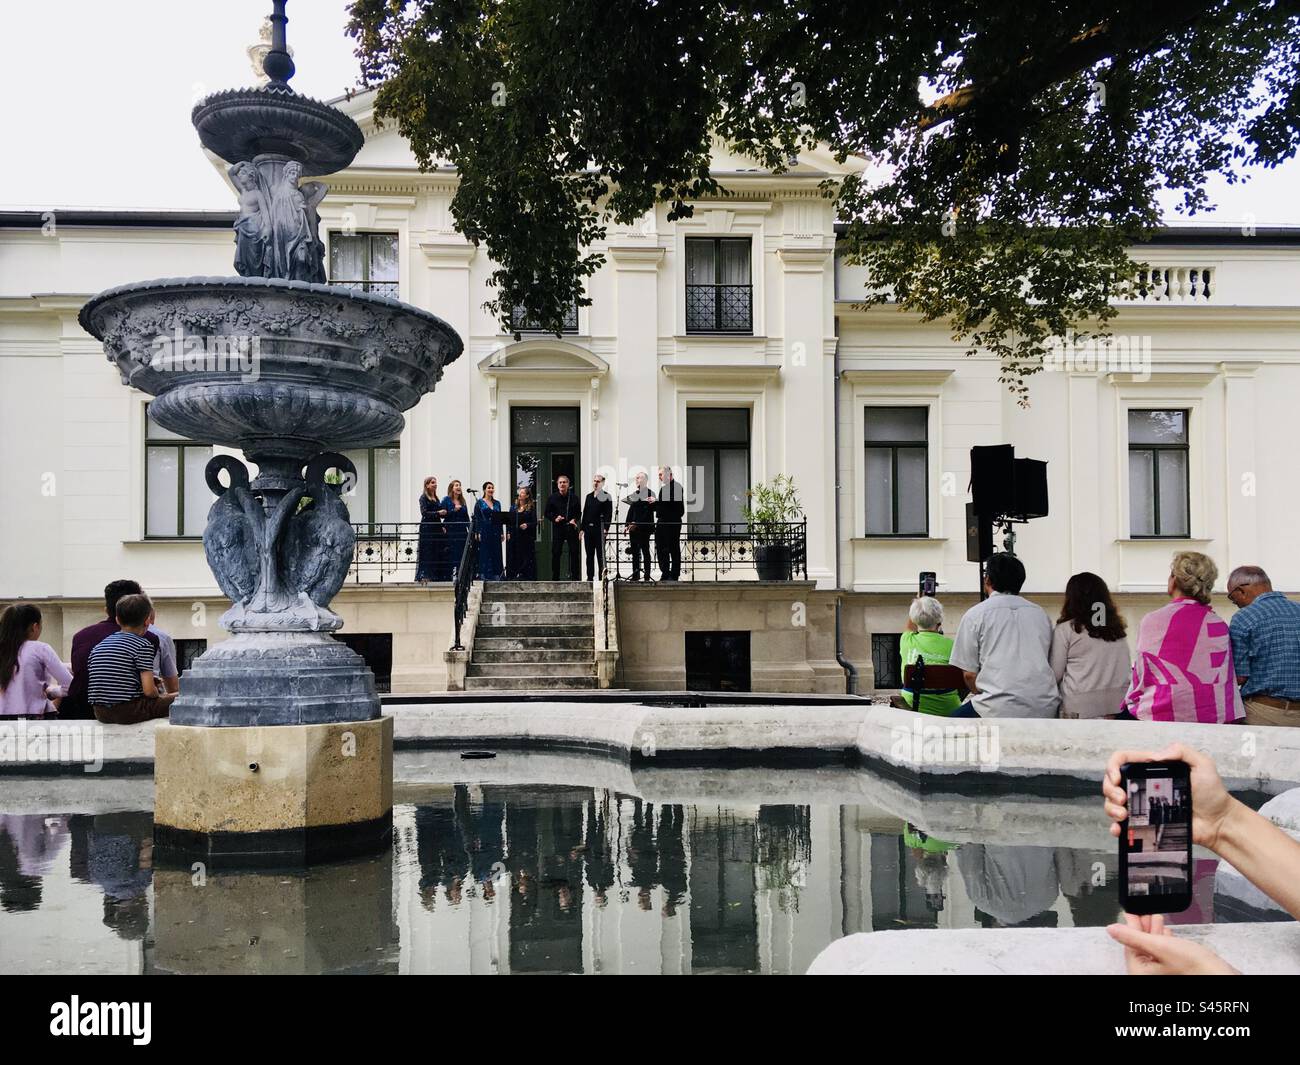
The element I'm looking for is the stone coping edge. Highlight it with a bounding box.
[2,703,1298,799]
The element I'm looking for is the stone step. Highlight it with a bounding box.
[471,649,595,664]
[487,581,592,593]
[479,599,592,616]
[464,675,599,690]
[466,662,597,678]
[476,620,594,637]
[472,636,594,652]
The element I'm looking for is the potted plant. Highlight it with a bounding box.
[744,474,804,580]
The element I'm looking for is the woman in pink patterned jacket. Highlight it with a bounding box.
[1123,552,1245,724]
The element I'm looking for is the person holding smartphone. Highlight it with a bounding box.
[1102,743,1300,974]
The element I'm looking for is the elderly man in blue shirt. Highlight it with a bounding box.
[1227,565,1300,727]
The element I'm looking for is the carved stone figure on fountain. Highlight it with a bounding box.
[202,452,357,632]
[265,160,327,283]
[229,162,270,278]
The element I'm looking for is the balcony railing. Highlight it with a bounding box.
[1120,266,1215,303]
[348,520,807,582]
[332,279,400,298]
[508,300,579,333]
[686,283,753,333]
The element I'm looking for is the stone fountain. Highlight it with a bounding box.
[78,1,462,865]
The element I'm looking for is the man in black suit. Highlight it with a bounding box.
[623,471,655,581]
[580,474,613,580]
[655,466,686,581]
[544,474,581,580]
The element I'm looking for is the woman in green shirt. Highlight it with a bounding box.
[899,596,963,715]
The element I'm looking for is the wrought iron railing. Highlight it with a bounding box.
[685,283,753,333]
[508,300,580,333]
[349,520,807,583]
[451,528,479,650]
[350,522,421,582]
[605,520,806,581]
[332,279,400,298]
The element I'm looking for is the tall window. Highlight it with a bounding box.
[145,405,212,538]
[329,232,398,297]
[1128,409,1189,537]
[686,408,750,534]
[342,444,401,531]
[864,407,928,536]
[685,237,752,333]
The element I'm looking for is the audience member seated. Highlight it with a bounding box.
[1226,564,1300,728]
[62,580,161,720]
[87,594,176,725]
[897,596,962,716]
[950,553,1060,718]
[1051,572,1132,719]
[1121,552,1244,724]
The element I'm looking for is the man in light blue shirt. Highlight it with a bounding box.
[950,553,1060,718]
[1227,565,1300,727]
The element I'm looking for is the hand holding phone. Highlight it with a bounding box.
[918,571,937,598]
[1118,760,1193,914]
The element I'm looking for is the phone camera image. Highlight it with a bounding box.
[1123,769,1192,906]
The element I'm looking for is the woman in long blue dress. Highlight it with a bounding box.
[474,481,504,581]
[441,480,471,580]
[507,485,537,580]
[414,476,448,582]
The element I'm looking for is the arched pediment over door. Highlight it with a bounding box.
[477,339,610,420]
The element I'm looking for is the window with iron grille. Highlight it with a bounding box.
[1128,409,1190,538]
[508,298,580,334]
[145,404,213,539]
[871,633,904,689]
[685,237,752,333]
[329,232,399,298]
[864,407,929,536]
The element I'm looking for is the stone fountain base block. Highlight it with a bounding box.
[153,716,392,867]
[169,631,380,727]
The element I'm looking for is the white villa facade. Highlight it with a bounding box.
[3,89,1300,693]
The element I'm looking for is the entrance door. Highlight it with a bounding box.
[510,407,580,580]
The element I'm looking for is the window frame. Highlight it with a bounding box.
[863,406,930,538]
[327,230,400,298]
[685,236,754,335]
[144,404,212,541]
[686,407,752,538]
[344,442,402,537]
[1127,408,1191,539]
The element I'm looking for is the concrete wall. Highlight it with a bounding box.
[614,582,845,693]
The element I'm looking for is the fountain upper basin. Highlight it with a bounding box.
[79,276,463,455]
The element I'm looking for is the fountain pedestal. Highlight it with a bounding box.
[152,716,393,866]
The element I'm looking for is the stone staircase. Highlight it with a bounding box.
[465,581,598,690]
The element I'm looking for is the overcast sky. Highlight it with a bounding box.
[3,0,1296,225]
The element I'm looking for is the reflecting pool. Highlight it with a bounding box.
[0,779,1262,975]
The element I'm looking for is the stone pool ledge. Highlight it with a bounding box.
[3,703,1299,802]
[807,922,1300,975]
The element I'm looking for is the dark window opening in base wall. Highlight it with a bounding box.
[333,633,393,693]
[685,631,751,692]
[871,633,903,689]
[175,639,207,674]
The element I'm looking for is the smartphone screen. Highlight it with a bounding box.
[918,571,937,598]
[1119,761,1193,914]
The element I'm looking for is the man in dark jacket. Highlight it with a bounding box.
[623,472,656,581]
[543,475,581,580]
[62,579,160,720]
[580,474,613,580]
[655,466,686,581]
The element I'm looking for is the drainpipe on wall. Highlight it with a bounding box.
[831,330,859,696]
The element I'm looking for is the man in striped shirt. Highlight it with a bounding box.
[87,594,176,725]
